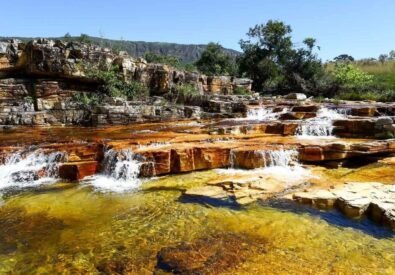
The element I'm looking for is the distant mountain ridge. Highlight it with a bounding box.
[1,36,241,63]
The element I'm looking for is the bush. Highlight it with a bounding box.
[85,64,149,100]
[172,84,201,104]
[72,92,104,108]
[331,63,373,89]
[233,86,250,95]
[144,52,181,68]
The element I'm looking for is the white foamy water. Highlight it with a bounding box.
[246,106,288,120]
[222,148,310,186]
[296,107,346,138]
[84,149,143,193]
[0,149,66,190]
[229,148,299,169]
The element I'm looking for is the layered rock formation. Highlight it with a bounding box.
[0,39,253,126]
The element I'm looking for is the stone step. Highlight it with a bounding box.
[292,182,395,230]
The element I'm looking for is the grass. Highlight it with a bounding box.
[335,90,395,102]
[355,60,395,90]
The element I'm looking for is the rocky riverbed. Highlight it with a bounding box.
[0,38,395,273]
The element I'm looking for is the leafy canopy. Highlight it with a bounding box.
[238,20,324,93]
[195,43,236,76]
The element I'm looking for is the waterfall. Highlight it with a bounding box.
[256,148,299,168]
[221,148,309,185]
[229,148,299,169]
[85,148,144,193]
[246,106,288,120]
[296,107,346,137]
[0,149,67,190]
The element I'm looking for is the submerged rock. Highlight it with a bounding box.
[156,232,267,274]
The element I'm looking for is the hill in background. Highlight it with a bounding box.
[1,36,240,64]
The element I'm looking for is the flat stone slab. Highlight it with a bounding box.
[292,182,395,230]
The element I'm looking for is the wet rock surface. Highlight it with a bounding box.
[156,232,267,274]
[292,182,395,230]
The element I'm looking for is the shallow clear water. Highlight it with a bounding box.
[0,167,394,274]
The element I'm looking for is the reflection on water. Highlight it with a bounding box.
[0,169,394,274]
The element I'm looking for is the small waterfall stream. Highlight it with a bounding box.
[296,108,346,137]
[85,148,144,193]
[255,148,299,167]
[225,148,309,185]
[229,148,299,169]
[247,106,288,120]
[0,149,67,190]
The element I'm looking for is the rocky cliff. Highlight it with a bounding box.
[0,39,253,126]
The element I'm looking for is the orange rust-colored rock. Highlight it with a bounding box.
[171,148,195,173]
[138,150,171,177]
[231,149,265,169]
[299,146,325,162]
[59,161,99,181]
[193,147,231,170]
[351,107,377,117]
[282,123,299,135]
[333,119,376,137]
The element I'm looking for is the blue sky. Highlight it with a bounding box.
[1,0,394,60]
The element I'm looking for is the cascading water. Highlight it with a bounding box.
[296,107,346,137]
[246,106,288,120]
[229,148,299,169]
[85,148,144,193]
[224,148,309,186]
[256,148,299,168]
[0,149,67,190]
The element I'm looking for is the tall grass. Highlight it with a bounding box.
[354,60,395,90]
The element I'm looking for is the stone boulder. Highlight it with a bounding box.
[156,232,267,274]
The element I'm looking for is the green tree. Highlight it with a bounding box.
[64,32,72,42]
[144,52,181,68]
[78,33,91,44]
[334,54,355,62]
[379,54,388,64]
[238,20,323,92]
[195,43,236,76]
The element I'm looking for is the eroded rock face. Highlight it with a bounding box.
[156,232,267,274]
[1,39,252,96]
[0,39,255,126]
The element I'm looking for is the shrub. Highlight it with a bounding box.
[233,86,250,95]
[331,63,373,89]
[172,84,201,104]
[144,52,181,68]
[72,92,103,108]
[84,64,149,100]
